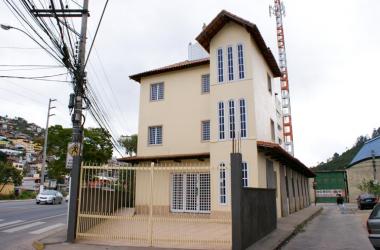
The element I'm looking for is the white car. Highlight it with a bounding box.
[36,190,63,205]
[65,194,69,202]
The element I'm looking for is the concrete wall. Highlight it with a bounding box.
[346,159,380,201]
[241,188,277,249]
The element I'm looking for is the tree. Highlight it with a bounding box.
[119,134,138,156]
[45,125,113,182]
[358,179,380,197]
[0,162,22,193]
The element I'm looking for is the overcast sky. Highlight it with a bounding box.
[0,0,379,166]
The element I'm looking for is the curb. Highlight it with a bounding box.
[32,240,44,250]
[275,207,323,249]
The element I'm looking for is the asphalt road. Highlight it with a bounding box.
[281,204,374,250]
[0,199,67,250]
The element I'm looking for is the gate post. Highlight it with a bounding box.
[148,162,154,245]
[231,153,242,250]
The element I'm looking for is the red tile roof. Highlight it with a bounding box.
[196,10,281,77]
[257,141,315,177]
[129,58,209,83]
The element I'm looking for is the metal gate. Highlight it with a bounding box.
[76,162,231,249]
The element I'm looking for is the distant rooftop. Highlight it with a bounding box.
[349,136,380,167]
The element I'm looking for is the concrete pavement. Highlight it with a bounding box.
[281,204,373,250]
[33,205,322,250]
[248,205,322,250]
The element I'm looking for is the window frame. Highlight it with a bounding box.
[218,101,225,140]
[237,43,245,79]
[270,119,275,142]
[267,73,272,94]
[227,45,234,81]
[239,98,247,138]
[219,163,227,205]
[241,161,248,187]
[201,120,210,142]
[217,48,224,83]
[228,99,236,139]
[150,82,164,101]
[148,125,163,145]
[201,74,210,94]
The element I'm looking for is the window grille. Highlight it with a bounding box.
[241,162,248,187]
[218,102,225,140]
[148,126,162,145]
[228,100,236,139]
[217,48,224,83]
[201,120,210,141]
[150,82,164,101]
[219,163,227,204]
[239,99,247,138]
[227,46,234,81]
[237,44,245,79]
[201,74,210,93]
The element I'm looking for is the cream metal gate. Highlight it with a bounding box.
[76,162,231,249]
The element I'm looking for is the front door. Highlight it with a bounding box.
[171,173,210,213]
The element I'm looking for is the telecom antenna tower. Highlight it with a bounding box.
[270,0,294,156]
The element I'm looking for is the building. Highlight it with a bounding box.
[346,136,380,201]
[120,10,314,221]
[313,170,348,203]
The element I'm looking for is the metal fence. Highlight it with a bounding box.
[76,162,231,249]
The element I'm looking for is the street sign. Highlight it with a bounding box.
[66,142,81,169]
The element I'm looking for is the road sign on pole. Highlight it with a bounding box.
[66,143,81,169]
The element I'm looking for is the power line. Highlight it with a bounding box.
[84,0,108,68]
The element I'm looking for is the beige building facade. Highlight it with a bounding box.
[121,10,314,220]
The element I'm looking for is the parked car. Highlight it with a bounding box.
[357,193,377,210]
[36,190,63,205]
[65,194,69,202]
[367,203,380,249]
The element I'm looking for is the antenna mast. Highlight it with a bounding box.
[270,0,294,155]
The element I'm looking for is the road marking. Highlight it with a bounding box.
[0,220,24,228]
[2,221,45,233]
[29,223,65,234]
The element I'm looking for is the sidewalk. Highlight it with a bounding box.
[33,205,322,250]
[32,228,185,250]
[247,205,323,250]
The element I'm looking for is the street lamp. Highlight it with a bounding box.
[0,24,59,62]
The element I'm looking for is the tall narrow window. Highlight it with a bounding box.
[267,73,272,94]
[218,102,225,140]
[219,163,226,204]
[201,74,210,94]
[241,162,248,187]
[217,48,224,83]
[227,46,234,81]
[150,82,164,101]
[148,126,162,145]
[237,44,245,79]
[239,99,247,138]
[228,100,235,139]
[270,119,275,141]
[201,120,210,141]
